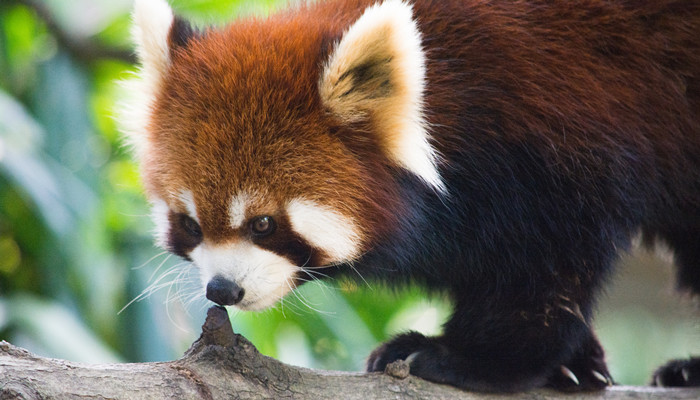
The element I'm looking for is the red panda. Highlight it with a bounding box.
[122,0,700,392]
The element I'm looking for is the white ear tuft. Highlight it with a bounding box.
[320,0,443,191]
[132,0,174,77]
[118,0,175,160]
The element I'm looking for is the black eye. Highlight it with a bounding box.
[251,216,276,236]
[180,214,202,238]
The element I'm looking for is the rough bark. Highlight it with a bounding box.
[1,306,699,400]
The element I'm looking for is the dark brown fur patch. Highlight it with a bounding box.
[167,211,203,260]
[168,17,198,52]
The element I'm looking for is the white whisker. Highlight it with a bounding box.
[148,253,175,283]
[301,268,333,280]
[285,279,334,316]
[133,251,169,271]
[161,262,205,333]
[347,259,372,290]
[119,257,198,316]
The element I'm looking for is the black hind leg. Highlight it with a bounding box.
[650,227,700,387]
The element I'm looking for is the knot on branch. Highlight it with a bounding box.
[200,306,237,347]
[385,360,411,379]
[183,306,258,359]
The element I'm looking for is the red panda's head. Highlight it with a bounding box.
[121,0,442,310]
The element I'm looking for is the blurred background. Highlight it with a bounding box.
[0,0,697,386]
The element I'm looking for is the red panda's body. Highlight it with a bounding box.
[125,0,700,392]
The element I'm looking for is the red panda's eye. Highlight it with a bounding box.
[251,216,276,236]
[180,214,202,238]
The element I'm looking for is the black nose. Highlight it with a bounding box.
[206,276,245,305]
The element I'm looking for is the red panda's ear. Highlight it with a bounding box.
[320,0,443,191]
[132,0,175,89]
[121,0,195,161]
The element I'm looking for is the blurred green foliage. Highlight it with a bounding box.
[0,0,697,386]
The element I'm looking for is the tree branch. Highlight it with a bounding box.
[2,306,700,399]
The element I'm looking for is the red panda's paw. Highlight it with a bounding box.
[652,358,700,387]
[366,331,433,373]
[367,332,529,391]
[546,364,612,392]
[545,334,613,392]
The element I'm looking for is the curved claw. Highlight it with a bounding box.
[560,366,580,385]
[591,370,611,386]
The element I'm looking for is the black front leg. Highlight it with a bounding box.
[368,330,550,392]
[367,291,607,392]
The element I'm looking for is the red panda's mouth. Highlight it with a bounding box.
[191,242,299,311]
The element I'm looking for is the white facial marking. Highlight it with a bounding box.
[177,190,199,222]
[286,198,361,264]
[229,192,249,229]
[191,242,298,311]
[151,197,170,248]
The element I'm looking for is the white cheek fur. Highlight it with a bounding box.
[151,198,170,248]
[286,198,361,264]
[191,242,298,311]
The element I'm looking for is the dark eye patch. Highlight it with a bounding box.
[182,214,202,238]
[249,214,323,268]
[167,211,204,260]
